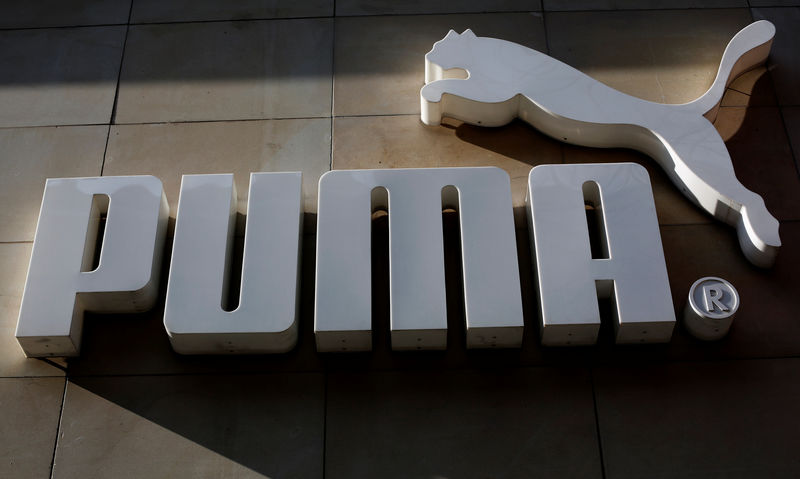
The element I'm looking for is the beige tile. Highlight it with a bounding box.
[336,0,540,15]
[333,115,562,214]
[544,0,745,10]
[0,377,64,477]
[104,119,330,222]
[0,125,107,242]
[0,0,130,28]
[0,27,126,127]
[715,106,800,221]
[115,19,333,123]
[54,374,324,478]
[334,13,547,116]
[546,9,754,104]
[132,0,332,23]
[562,146,709,226]
[753,7,800,106]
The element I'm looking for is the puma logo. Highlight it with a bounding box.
[420,21,781,267]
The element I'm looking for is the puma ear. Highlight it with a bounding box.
[461,29,477,38]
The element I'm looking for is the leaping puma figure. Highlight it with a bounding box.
[420,22,780,267]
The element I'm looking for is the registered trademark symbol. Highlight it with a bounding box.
[684,277,740,340]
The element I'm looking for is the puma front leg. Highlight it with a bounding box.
[420,79,518,127]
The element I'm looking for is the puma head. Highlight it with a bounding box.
[425,29,478,72]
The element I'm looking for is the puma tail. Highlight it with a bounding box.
[684,20,775,121]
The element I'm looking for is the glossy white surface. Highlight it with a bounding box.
[684,276,739,341]
[421,21,781,267]
[315,167,523,352]
[527,163,675,346]
[16,176,169,357]
[164,173,302,354]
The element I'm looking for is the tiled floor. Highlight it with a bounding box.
[1,1,799,478]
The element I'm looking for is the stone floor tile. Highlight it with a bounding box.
[782,107,800,169]
[333,13,547,117]
[752,8,800,106]
[0,243,64,377]
[115,19,333,123]
[54,373,324,479]
[103,119,330,223]
[131,0,332,23]
[0,0,130,28]
[0,125,107,242]
[546,9,753,104]
[0,377,65,478]
[66,235,323,376]
[595,359,800,479]
[544,0,745,10]
[325,368,602,479]
[0,27,125,127]
[715,106,800,221]
[333,115,562,218]
[336,0,540,15]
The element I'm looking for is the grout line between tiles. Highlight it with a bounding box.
[48,377,68,479]
[109,1,134,127]
[0,123,109,131]
[322,371,328,479]
[113,115,333,126]
[101,2,133,176]
[542,8,552,56]
[777,107,800,180]
[60,354,800,380]
[100,124,112,176]
[128,15,332,27]
[7,104,798,132]
[590,368,608,479]
[4,5,800,35]
[541,6,764,14]
[332,113,419,119]
[0,23,127,32]
[329,3,336,172]
[324,26,334,479]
